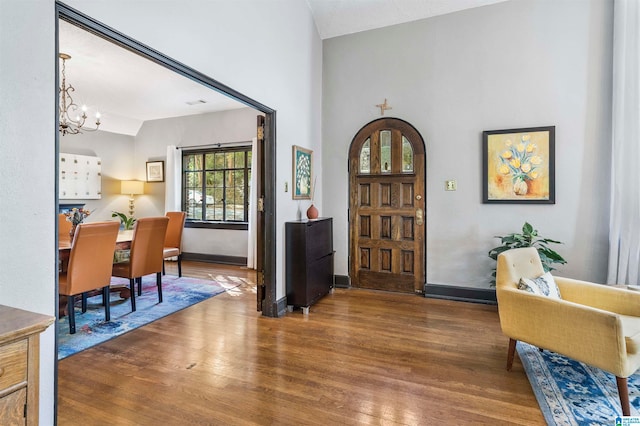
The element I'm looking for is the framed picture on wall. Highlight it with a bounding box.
[482,126,555,204]
[292,145,312,200]
[59,153,102,199]
[146,161,165,182]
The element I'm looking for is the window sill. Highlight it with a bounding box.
[185,221,248,231]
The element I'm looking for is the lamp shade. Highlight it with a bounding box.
[121,180,144,195]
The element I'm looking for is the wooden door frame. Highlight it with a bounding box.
[56,2,277,313]
[348,117,427,293]
[55,2,279,420]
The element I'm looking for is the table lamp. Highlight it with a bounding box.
[121,180,144,216]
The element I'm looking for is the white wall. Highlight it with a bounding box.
[0,0,56,422]
[60,130,136,221]
[0,0,322,422]
[322,0,614,288]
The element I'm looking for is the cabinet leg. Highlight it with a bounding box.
[302,306,310,315]
[286,305,293,313]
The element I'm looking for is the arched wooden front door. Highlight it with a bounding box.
[348,118,426,293]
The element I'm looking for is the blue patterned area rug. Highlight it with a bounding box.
[58,275,236,359]
[517,341,640,425]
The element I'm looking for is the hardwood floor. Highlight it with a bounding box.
[56,261,543,425]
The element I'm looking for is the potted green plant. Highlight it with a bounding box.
[488,222,566,286]
[112,211,136,230]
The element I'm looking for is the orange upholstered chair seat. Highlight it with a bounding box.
[112,216,169,312]
[59,221,120,334]
[163,211,186,277]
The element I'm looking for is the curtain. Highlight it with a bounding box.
[607,0,640,284]
[165,145,182,213]
[247,137,258,269]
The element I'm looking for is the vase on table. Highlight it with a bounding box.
[69,224,78,242]
[306,204,318,220]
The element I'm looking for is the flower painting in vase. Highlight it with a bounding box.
[483,126,555,204]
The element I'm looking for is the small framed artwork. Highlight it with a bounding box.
[482,126,555,204]
[146,161,165,182]
[292,145,312,200]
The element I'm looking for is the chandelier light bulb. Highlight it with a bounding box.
[58,53,102,136]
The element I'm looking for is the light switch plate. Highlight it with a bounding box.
[445,180,457,191]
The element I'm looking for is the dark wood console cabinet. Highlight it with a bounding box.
[285,218,334,314]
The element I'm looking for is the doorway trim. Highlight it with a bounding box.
[55,1,278,420]
[55,1,277,312]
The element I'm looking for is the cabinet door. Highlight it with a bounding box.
[306,254,334,304]
[306,219,332,261]
[0,387,27,425]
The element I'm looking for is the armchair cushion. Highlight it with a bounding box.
[518,271,562,299]
[620,314,640,355]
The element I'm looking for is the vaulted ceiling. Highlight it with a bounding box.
[58,20,247,136]
[306,0,508,39]
[59,1,508,136]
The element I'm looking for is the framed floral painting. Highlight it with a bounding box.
[292,145,312,200]
[482,126,555,204]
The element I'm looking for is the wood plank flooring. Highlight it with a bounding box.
[56,261,544,425]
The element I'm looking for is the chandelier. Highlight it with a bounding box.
[59,53,101,136]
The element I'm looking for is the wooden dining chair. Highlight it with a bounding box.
[163,211,186,277]
[58,221,120,334]
[112,216,169,312]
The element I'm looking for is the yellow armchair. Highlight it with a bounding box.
[496,247,640,416]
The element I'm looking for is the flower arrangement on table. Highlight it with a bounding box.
[497,134,543,195]
[64,207,91,225]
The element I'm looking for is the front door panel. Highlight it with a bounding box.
[348,118,426,293]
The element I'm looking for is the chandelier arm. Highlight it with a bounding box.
[58,53,101,135]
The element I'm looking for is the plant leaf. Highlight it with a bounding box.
[488,221,566,287]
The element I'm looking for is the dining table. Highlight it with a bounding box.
[58,229,135,316]
[58,229,134,252]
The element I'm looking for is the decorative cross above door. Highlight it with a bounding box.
[375,99,392,116]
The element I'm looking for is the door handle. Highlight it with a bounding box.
[416,208,424,226]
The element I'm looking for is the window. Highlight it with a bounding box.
[359,138,371,173]
[183,147,252,226]
[402,136,414,172]
[380,130,391,173]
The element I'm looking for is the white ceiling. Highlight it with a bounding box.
[59,0,507,136]
[59,20,247,136]
[306,0,509,39]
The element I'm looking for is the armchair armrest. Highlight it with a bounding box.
[498,287,627,374]
[555,276,640,317]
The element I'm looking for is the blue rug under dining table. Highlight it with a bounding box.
[57,274,234,359]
